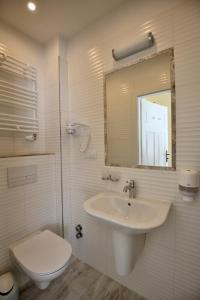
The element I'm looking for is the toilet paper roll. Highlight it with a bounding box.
[179,169,199,188]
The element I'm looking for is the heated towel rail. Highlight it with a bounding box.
[0,42,38,136]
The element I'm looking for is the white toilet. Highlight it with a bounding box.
[9,230,72,290]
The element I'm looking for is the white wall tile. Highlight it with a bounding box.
[0,155,58,273]
[174,250,200,300]
[63,0,200,299]
[0,19,46,156]
[0,25,63,276]
[0,0,200,298]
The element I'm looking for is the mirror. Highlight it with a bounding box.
[104,49,176,169]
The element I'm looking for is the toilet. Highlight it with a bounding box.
[9,230,72,290]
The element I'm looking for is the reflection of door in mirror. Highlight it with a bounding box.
[104,48,175,170]
[138,90,172,167]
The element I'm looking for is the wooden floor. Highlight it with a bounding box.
[20,258,146,300]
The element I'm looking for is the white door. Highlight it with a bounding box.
[138,97,168,166]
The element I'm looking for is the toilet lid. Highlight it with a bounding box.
[12,230,72,275]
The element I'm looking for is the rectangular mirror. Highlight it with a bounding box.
[104,48,176,169]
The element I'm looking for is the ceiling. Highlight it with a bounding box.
[0,0,128,44]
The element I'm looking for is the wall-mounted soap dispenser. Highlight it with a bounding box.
[179,169,199,202]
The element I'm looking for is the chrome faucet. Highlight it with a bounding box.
[123,180,136,199]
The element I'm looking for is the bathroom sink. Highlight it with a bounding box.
[84,191,172,234]
[84,191,172,276]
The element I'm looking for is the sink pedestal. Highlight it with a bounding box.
[112,230,145,276]
[84,191,172,276]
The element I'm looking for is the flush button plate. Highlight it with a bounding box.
[7,165,37,188]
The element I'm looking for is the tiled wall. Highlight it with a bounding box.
[0,155,58,272]
[64,0,200,299]
[0,1,200,298]
[0,20,46,156]
[0,23,62,275]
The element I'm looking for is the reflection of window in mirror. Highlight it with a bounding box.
[104,48,175,170]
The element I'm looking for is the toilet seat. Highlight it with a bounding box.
[11,230,72,276]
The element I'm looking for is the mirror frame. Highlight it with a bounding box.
[104,48,176,170]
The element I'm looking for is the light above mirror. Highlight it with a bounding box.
[104,48,176,170]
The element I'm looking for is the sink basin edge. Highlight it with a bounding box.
[83,192,172,234]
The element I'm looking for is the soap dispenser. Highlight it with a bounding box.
[179,169,199,202]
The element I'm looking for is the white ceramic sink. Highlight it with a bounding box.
[84,191,172,234]
[84,191,172,276]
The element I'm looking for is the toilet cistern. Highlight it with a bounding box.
[123,180,136,199]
